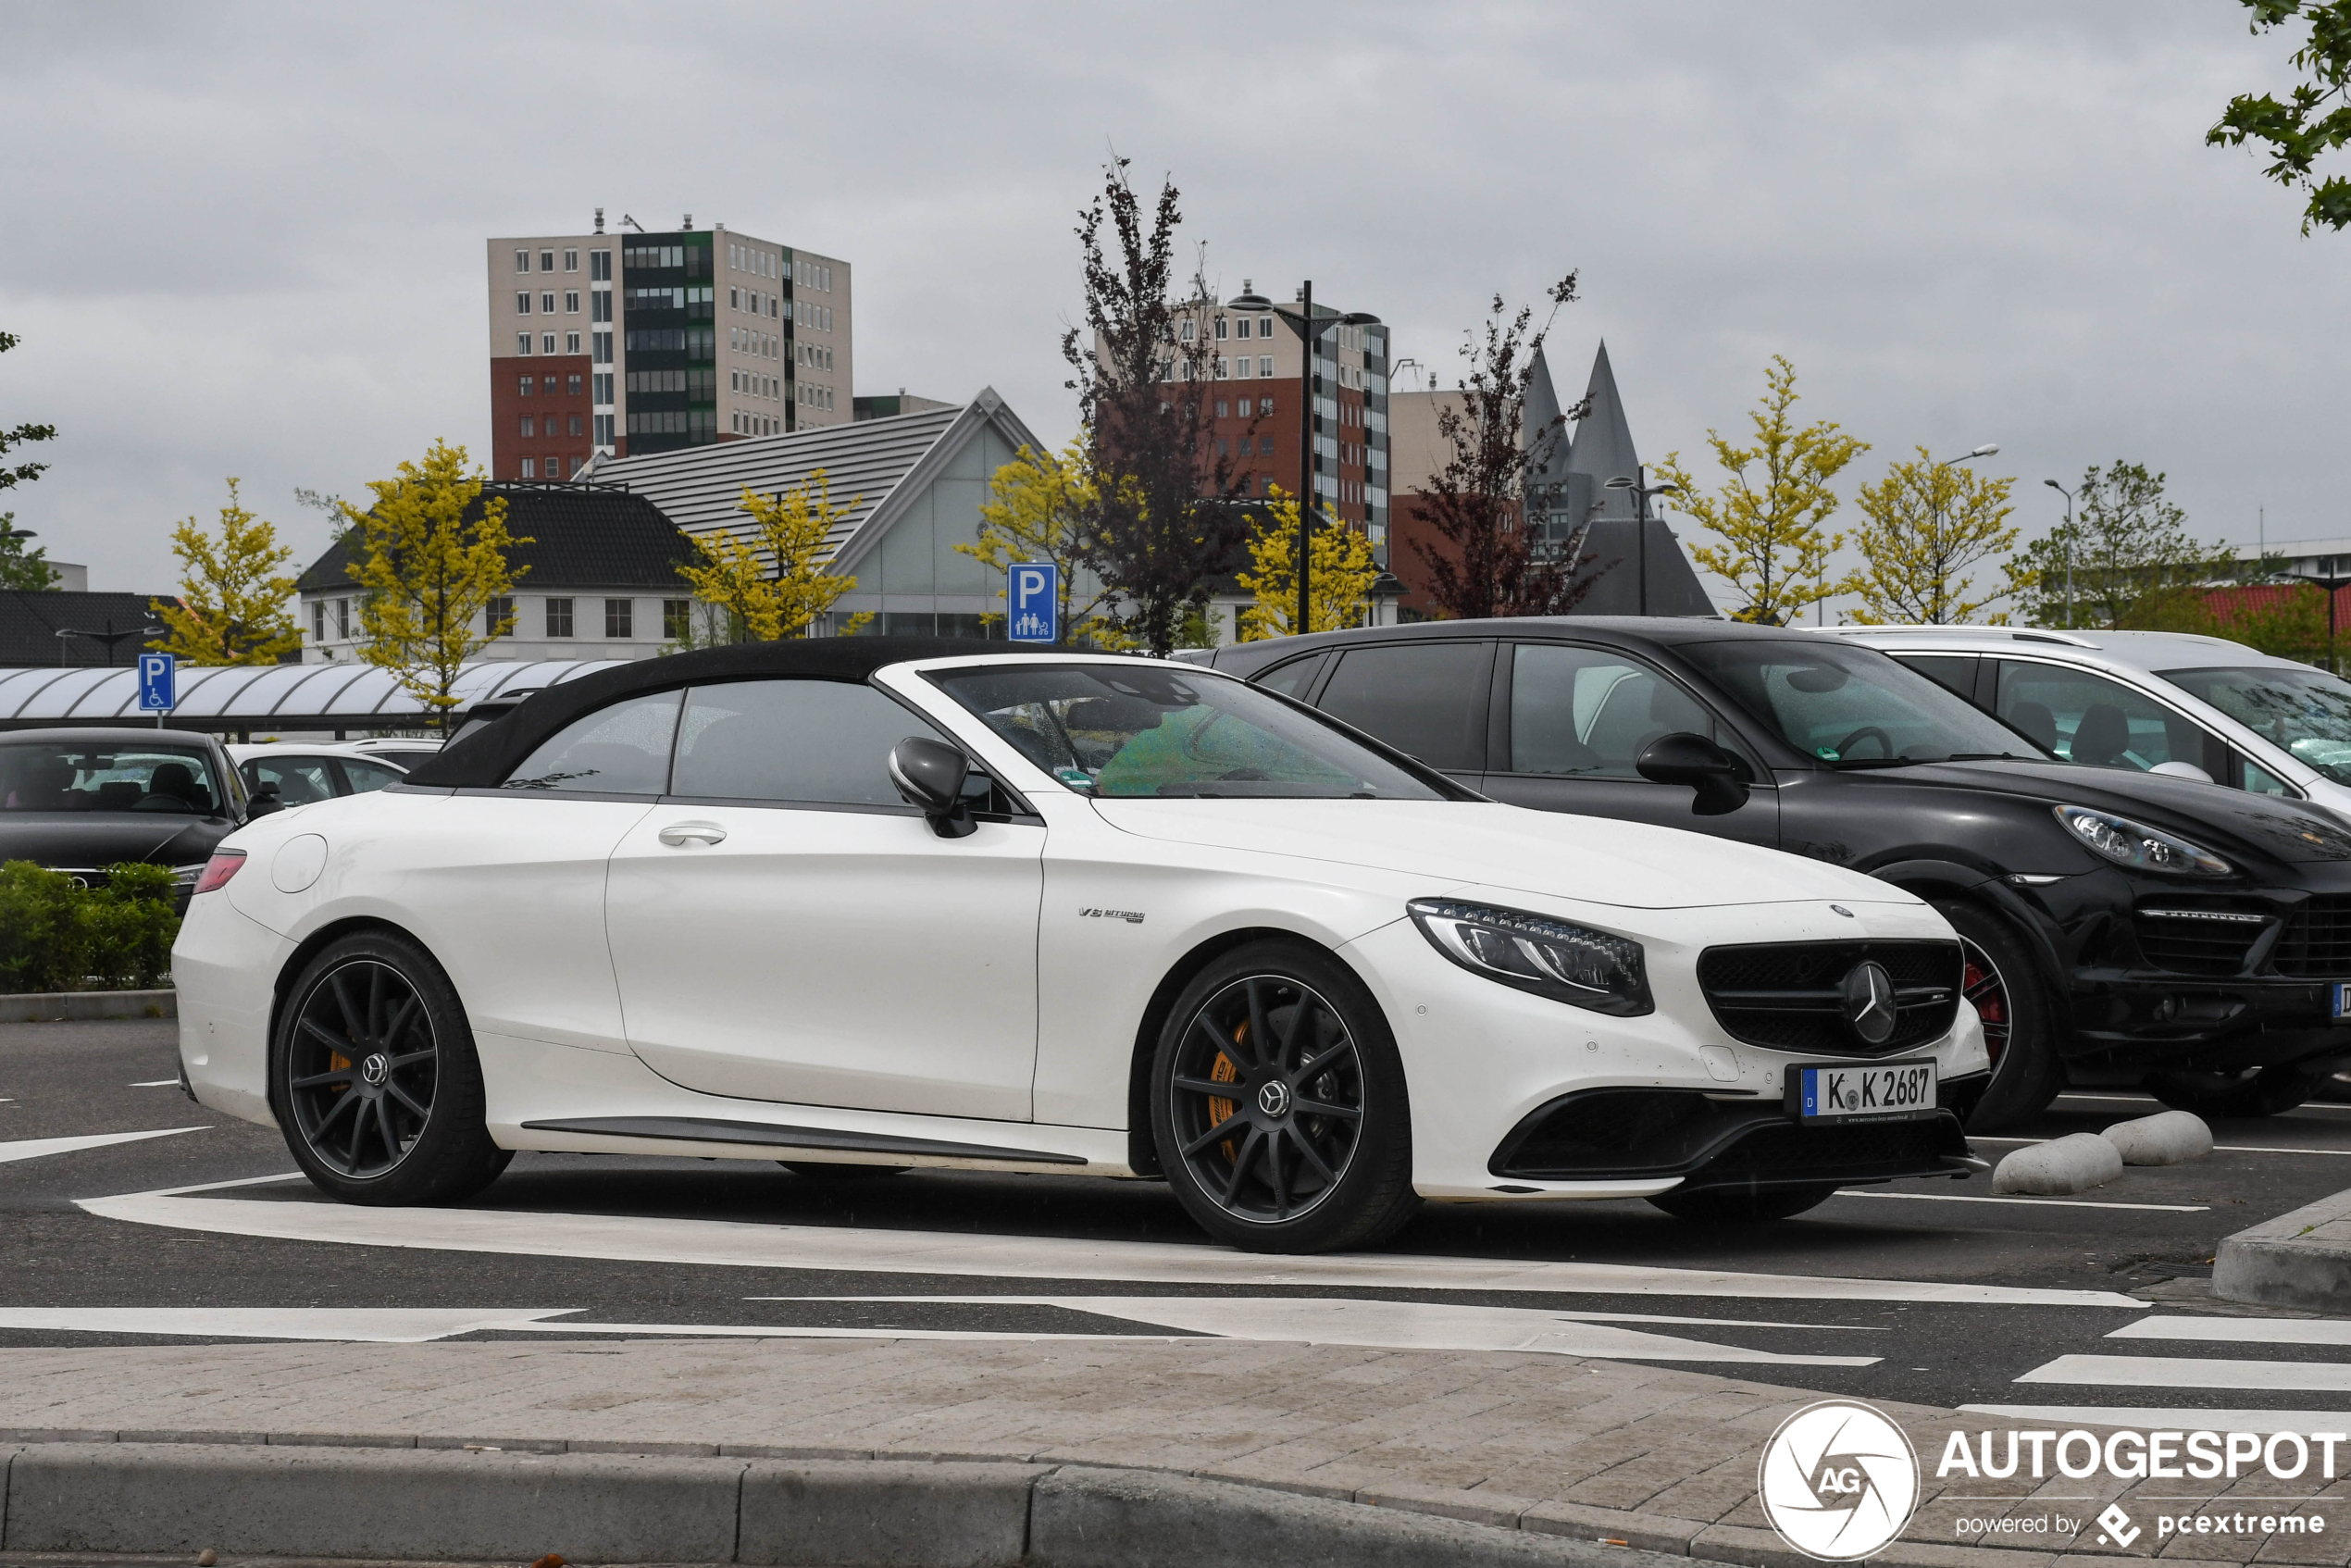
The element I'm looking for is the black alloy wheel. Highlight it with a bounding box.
[1934,900,2063,1131]
[273,931,510,1205]
[1151,941,1417,1254]
[2146,1063,2326,1120]
[1648,1183,1836,1223]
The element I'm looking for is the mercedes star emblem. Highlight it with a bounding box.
[1841,961,1898,1045]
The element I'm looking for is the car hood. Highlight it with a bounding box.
[1088,798,1917,911]
[1872,760,2351,865]
[0,813,230,869]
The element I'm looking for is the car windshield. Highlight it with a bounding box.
[1682,641,2052,766]
[928,664,1447,800]
[0,741,226,814]
[2162,665,2351,786]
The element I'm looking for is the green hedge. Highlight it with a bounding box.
[0,860,180,994]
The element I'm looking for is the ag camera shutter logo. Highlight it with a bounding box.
[1759,1400,1921,1561]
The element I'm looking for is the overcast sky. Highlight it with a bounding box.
[1,0,2341,616]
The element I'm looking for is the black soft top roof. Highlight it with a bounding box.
[404,638,1082,790]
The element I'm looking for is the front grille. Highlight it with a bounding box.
[2136,907,2269,977]
[1696,940,1961,1058]
[1684,1118,1959,1187]
[2277,897,2351,977]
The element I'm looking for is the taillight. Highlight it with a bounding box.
[193,850,246,895]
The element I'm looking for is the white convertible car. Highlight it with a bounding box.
[175,641,1988,1252]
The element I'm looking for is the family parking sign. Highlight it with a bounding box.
[1008,563,1059,643]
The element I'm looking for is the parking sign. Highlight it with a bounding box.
[1008,563,1059,643]
[136,652,176,712]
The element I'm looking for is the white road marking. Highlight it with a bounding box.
[128,1080,180,1089]
[504,1321,1178,1344]
[0,1127,205,1165]
[76,1185,2149,1306]
[740,1294,1880,1364]
[1961,1405,2351,1436]
[2110,1315,2351,1347]
[0,1307,577,1342]
[2056,1094,2161,1104]
[1833,1190,2208,1213]
[2016,1354,2351,1392]
[753,1300,1888,1333]
[1971,1133,2351,1158]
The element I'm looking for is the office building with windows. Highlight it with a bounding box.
[486,212,852,481]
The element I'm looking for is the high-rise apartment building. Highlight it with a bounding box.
[485,211,852,481]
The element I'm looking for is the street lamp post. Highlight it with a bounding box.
[1603,475,1680,615]
[2292,570,2351,675]
[2043,478,2075,628]
[1921,443,1997,624]
[1261,283,1378,637]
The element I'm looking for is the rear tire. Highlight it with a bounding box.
[1648,1184,1835,1223]
[2146,1064,2324,1119]
[1935,900,2063,1131]
[272,929,511,1206]
[1151,940,1419,1254]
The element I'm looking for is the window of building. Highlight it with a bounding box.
[591,250,610,280]
[592,330,611,364]
[1214,317,1229,340]
[569,456,587,478]
[486,595,514,637]
[1236,356,1253,380]
[591,291,611,322]
[663,599,691,641]
[564,249,578,272]
[1259,355,1274,378]
[594,413,614,446]
[565,331,580,355]
[592,373,611,404]
[310,602,326,641]
[333,599,350,639]
[1178,319,1194,342]
[521,458,535,478]
[540,250,554,272]
[1260,435,1275,455]
[1215,357,1229,380]
[604,599,633,638]
[541,333,556,355]
[564,291,579,314]
[519,416,535,437]
[516,375,532,396]
[516,249,530,272]
[566,374,582,396]
[1214,399,1229,417]
[541,292,556,314]
[545,598,574,639]
[516,292,530,315]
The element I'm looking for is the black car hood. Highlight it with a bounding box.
[1866,760,2351,864]
[0,813,232,869]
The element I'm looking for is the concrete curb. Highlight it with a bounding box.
[2213,1185,2351,1312]
[0,989,175,1024]
[0,1442,1699,1568]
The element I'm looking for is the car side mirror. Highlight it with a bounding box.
[2149,760,2215,785]
[889,737,976,839]
[1636,732,1750,816]
[245,781,284,820]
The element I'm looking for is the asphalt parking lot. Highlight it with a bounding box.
[6,1015,2351,1422]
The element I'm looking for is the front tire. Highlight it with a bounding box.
[2146,1064,2324,1119]
[1935,900,2063,1131]
[1648,1184,1835,1223]
[272,930,511,1205]
[1150,940,1418,1254]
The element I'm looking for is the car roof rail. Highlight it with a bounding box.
[1815,624,2102,648]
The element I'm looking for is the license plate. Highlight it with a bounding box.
[1790,1060,1938,1125]
[2333,983,2351,1021]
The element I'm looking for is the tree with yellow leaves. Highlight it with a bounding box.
[148,479,304,666]
[1652,356,1867,626]
[1846,452,2028,625]
[675,470,869,641]
[338,441,529,717]
[954,437,1129,646]
[1238,487,1380,640]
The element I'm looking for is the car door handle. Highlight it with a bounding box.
[658,821,728,848]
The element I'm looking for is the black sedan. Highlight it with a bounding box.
[1189,619,2351,1128]
[0,728,271,907]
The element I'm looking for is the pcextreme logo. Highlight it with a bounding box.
[1758,1400,1922,1562]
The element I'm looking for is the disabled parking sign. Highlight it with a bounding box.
[1008,563,1059,643]
[137,652,176,712]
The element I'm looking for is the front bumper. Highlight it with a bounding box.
[2066,972,2351,1075]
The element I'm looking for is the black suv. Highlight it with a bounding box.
[1188,619,2351,1129]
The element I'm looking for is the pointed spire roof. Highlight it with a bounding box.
[1522,344,1568,492]
[1563,341,1642,521]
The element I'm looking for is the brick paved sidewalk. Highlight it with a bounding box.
[3,1338,2343,1566]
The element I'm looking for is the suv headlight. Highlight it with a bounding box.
[2056,806,2233,878]
[1408,898,1651,1015]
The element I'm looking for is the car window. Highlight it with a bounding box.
[1255,653,1325,700]
[931,663,1446,800]
[2243,756,2294,796]
[338,758,406,794]
[1993,661,2208,773]
[1508,643,1727,778]
[502,691,681,794]
[246,757,337,805]
[1892,653,1980,703]
[671,679,947,806]
[1313,641,1489,772]
[0,741,224,814]
[1682,640,2042,765]
[2161,665,2351,787]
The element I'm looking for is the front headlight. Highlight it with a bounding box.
[2055,805,2233,878]
[1407,898,1651,1015]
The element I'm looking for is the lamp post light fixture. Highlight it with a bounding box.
[1259,281,1380,638]
[2043,478,2076,629]
[1604,475,1681,616]
[1916,444,1997,626]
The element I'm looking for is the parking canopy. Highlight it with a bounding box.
[0,659,628,732]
